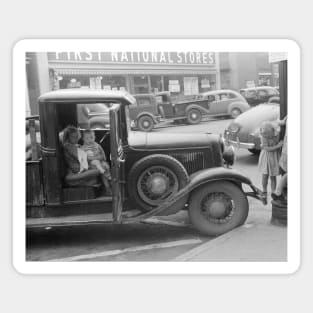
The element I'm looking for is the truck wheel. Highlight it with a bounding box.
[248,148,260,155]
[137,115,154,132]
[128,154,189,213]
[231,108,241,118]
[186,109,202,125]
[189,181,249,236]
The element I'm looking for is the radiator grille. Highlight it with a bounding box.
[169,151,206,175]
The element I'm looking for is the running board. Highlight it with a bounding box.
[26,210,142,228]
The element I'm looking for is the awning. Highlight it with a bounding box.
[49,63,217,76]
[52,68,217,76]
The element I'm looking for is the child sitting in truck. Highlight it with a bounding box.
[81,129,112,195]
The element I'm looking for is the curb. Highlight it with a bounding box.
[173,222,256,261]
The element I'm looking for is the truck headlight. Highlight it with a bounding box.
[223,146,235,166]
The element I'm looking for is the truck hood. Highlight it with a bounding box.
[128,131,220,150]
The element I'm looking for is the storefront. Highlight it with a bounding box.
[47,52,220,99]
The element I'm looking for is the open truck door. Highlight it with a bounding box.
[109,103,125,222]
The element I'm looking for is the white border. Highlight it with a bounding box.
[13,39,300,274]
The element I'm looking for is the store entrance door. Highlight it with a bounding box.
[133,76,150,94]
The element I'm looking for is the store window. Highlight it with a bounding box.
[258,73,272,86]
[198,74,216,93]
[59,76,91,89]
[150,75,163,93]
[133,76,149,94]
[102,76,127,91]
[184,77,199,95]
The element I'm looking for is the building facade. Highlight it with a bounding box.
[25,52,278,115]
[47,52,220,101]
[219,52,278,90]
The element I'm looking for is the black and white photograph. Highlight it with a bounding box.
[16,41,299,272]
[3,0,313,311]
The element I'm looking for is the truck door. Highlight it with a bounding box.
[110,103,125,222]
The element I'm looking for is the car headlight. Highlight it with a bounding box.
[223,146,235,166]
[228,122,241,133]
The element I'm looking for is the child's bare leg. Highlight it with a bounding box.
[262,174,269,193]
[100,174,112,195]
[91,160,104,174]
[270,176,277,193]
[276,174,287,195]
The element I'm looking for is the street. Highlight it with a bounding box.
[26,118,261,262]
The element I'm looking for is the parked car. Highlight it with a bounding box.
[200,90,250,118]
[239,86,280,107]
[131,94,160,131]
[156,89,249,124]
[78,102,111,129]
[224,102,280,155]
[77,95,160,132]
[26,89,263,236]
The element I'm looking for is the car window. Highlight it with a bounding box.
[267,88,278,96]
[137,97,152,106]
[227,92,237,99]
[257,90,268,97]
[207,95,215,102]
[86,103,110,112]
[155,96,163,104]
[245,90,257,97]
[217,93,234,100]
[76,103,111,129]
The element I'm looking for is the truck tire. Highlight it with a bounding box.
[128,154,189,213]
[186,108,202,125]
[137,115,154,132]
[189,181,249,236]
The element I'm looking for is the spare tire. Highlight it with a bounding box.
[128,154,189,213]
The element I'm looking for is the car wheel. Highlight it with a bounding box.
[248,148,260,155]
[186,109,202,125]
[137,115,154,132]
[189,181,249,236]
[128,154,189,213]
[231,108,242,118]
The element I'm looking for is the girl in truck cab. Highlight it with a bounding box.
[81,129,112,196]
[62,126,112,196]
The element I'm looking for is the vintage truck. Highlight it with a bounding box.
[26,89,263,235]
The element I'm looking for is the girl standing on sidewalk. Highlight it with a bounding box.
[258,121,283,204]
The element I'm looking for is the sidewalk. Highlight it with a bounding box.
[174,198,287,262]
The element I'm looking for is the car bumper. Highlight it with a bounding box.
[224,131,255,149]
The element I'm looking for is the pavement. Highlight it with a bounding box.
[174,198,287,262]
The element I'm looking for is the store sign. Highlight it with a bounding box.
[201,78,210,88]
[246,80,255,88]
[169,80,181,92]
[48,52,215,66]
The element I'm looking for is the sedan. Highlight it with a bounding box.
[224,102,279,155]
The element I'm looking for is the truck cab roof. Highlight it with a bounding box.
[38,88,136,104]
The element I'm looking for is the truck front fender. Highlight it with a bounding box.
[126,167,260,222]
[136,112,159,124]
[185,103,210,115]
